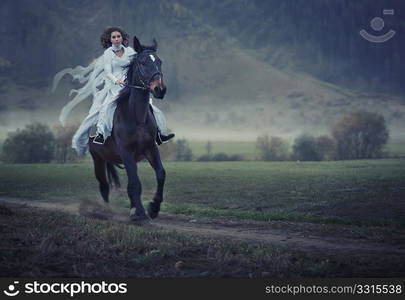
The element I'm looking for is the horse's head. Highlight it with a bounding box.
[130,36,166,99]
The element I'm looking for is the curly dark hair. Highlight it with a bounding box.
[100,27,129,49]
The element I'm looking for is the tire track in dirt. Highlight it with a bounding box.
[1,196,405,256]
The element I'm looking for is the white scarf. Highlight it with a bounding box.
[112,44,123,52]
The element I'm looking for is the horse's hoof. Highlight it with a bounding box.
[147,202,160,219]
[130,209,152,225]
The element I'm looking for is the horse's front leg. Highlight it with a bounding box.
[146,145,166,219]
[121,151,150,224]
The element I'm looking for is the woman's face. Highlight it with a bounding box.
[110,31,123,47]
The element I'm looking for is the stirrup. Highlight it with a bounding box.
[156,132,175,145]
[93,133,105,145]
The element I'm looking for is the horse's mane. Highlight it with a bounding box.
[116,47,157,105]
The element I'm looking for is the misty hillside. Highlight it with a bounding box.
[0,0,404,142]
[178,0,405,95]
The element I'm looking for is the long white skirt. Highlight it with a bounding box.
[72,94,167,156]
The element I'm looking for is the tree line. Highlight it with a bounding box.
[1,111,389,163]
[256,111,389,161]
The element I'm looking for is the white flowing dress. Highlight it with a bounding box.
[52,46,167,156]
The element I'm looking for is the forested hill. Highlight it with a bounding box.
[0,0,403,97]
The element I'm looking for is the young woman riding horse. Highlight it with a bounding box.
[53,28,173,223]
[53,27,174,156]
[89,36,169,224]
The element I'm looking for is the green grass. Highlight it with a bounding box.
[189,141,257,158]
[0,159,404,227]
[1,160,405,278]
[161,202,405,228]
[1,204,404,278]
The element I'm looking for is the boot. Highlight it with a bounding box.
[156,131,175,145]
[149,105,175,145]
[93,133,105,145]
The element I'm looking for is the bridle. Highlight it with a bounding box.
[124,83,147,90]
[125,51,163,91]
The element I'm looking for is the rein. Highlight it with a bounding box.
[123,83,148,90]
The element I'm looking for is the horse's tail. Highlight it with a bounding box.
[106,162,121,188]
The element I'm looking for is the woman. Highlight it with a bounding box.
[53,27,174,156]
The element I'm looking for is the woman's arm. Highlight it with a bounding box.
[103,50,120,84]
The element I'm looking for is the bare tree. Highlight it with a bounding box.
[256,134,290,161]
[206,141,213,156]
[331,111,389,160]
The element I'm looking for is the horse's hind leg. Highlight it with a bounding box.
[145,145,166,219]
[106,163,121,188]
[90,151,110,202]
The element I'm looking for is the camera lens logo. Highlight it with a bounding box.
[360,9,396,43]
[3,281,20,297]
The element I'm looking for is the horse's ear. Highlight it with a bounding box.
[142,39,158,52]
[152,38,158,51]
[133,35,143,53]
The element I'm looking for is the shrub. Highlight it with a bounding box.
[53,124,79,163]
[331,111,389,159]
[197,153,244,161]
[2,123,55,163]
[174,139,193,161]
[158,138,193,161]
[292,134,322,161]
[256,134,290,161]
[290,134,341,161]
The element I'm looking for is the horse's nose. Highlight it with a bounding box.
[154,86,166,96]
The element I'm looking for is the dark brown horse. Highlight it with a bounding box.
[88,36,167,224]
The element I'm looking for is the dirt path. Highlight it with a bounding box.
[1,196,405,256]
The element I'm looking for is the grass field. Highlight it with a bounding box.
[3,204,404,278]
[1,159,405,277]
[0,160,404,226]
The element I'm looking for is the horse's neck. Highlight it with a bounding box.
[129,89,150,126]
